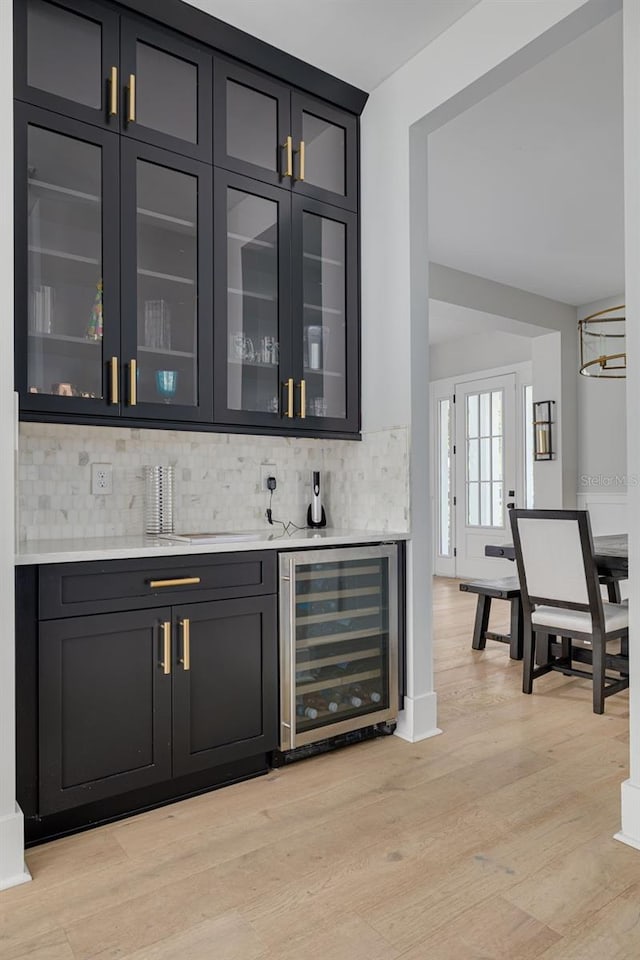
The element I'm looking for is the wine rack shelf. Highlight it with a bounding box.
[296,668,382,696]
[299,647,380,672]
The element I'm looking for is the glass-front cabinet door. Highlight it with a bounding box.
[291,93,358,211]
[16,105,120,416]
[279,546,399,751]
[213,60,291,188]
[292,195,359,433]
[120,18,212,162]
[15,0,120,130]
[120,140,212,422]
[214,170,291,428]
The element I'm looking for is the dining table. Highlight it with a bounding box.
[485,533,628,579]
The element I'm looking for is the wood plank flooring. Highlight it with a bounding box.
[1,576,635,959]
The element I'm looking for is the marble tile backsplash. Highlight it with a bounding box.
[18,423,410,541]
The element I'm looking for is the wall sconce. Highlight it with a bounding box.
[533,400,554,461]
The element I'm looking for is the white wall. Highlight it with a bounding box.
[361,0,602,742]
[619,0,640,849]
[0,2,29,890]
[430,330,532,380]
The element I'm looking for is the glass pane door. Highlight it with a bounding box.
[213,60,291,187]
[136,161,198,407]
[20,0,119,128]
[292,93,357,211]
[215,171,290,425]
[121,19,212,162]
[23,114,118,409]
[121,140,212,422]
[280,547,398,750]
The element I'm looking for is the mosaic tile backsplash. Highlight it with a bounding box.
[18,423,410,541]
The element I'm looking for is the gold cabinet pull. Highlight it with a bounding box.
[148,577,201,588]
[129,358,137,406]
[109,66,118,117]
[285,377,294,418]
[161,621,171,675]
[110,357,119,405]
[127,73,136,123]
[180,618,190,671]
[299,140,305,181]
[299,379,306,419]
[283,135,293,178]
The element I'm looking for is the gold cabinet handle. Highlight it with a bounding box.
[129,358,137,406]
[128,73,136,123]
[285,378,294,418]
[109,66,118,117]
[298,379,306,419]
[148,577,201,588]
[110,357,119,405]
[180,618,190,671]
[299,140,305,181]
[283,135,293,178]
[161,621,171,675]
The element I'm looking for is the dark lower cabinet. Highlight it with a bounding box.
[18,552,278,840]
[39,607,172,815]
[172,596,277,776]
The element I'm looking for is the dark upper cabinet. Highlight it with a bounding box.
[291,93,358,211]
[214,59,358,213]
[38,607,172,814]
[15,103,121,417]
[172,596,278,777]
[119,16,212,162]
[213,168,293,428]
[292,195,360,433]
[120,139,213,422]
[214,169,359,434]
[15,2,212,160]
[15,0,120,131]
[213,59,291,188]
[14,0,361,437]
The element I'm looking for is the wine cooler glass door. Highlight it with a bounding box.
[279,545,398,751]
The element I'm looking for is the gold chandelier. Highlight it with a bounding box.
[578,304,626,378]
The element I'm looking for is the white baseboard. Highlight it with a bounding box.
[0,805,30,891]
[615,779,640,852]
[394,691,442,742]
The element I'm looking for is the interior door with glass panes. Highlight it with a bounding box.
[454,374,517,579]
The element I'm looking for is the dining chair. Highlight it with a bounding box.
[509,509,629,714]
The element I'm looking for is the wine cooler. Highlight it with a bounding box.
[279,545,399,751]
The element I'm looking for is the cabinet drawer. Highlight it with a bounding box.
[39,551,277,619]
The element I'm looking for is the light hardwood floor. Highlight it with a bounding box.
[1,576,635,960]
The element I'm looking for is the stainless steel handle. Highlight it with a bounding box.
[288,557,297,747]
[161,621,171,675]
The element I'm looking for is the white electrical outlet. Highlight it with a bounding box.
[260,464,277,491]
[91,463,113,495]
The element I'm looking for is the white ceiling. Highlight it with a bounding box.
[428,11,624,307]
[184,0,481,90]
[429,300,553,345]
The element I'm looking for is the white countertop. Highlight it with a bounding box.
[15,528,410,565]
